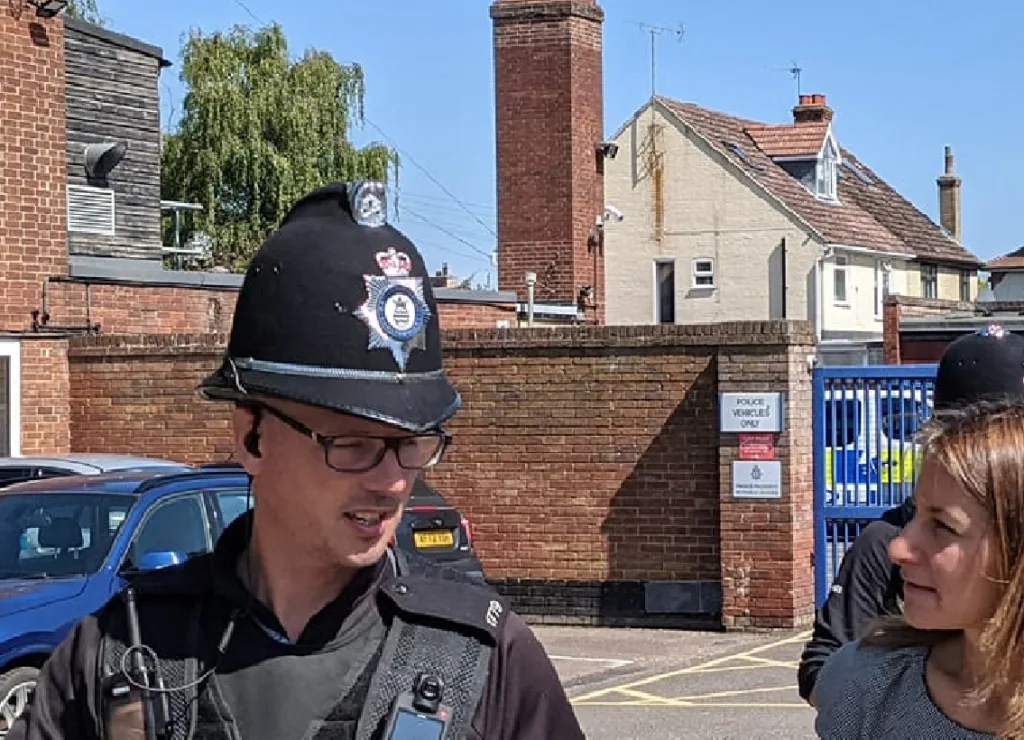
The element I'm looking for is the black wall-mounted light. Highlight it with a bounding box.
[26,0,68,18]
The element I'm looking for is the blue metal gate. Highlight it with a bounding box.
[812,364,938,607]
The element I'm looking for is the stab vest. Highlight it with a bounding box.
[96,550,505,740]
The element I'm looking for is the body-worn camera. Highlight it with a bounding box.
[383,672,451,740]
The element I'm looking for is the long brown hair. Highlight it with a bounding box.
[861,397,1024,736]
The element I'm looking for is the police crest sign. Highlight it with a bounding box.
[356,247,431,371]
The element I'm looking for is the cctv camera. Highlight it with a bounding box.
[597,141,619,159]
[603,205,624,222]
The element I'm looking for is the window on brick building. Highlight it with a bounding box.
[874,259,890,319]
[959,270,972,302]
[654,259,676,324]
[833,255,848,304]
[692,258,715,288]
[920,263,938,299]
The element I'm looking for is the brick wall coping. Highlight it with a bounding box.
[885,295,973,311]
[69,333,229,358]
[442,321,817,350]
[65,256,517,305]
[66,321,816,358]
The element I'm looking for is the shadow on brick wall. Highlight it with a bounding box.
[597,359,721,625]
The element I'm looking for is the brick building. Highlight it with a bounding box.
[0,10,516,456]
[0,3,824,628]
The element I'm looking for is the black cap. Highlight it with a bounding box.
[197,181,460,432]
[933,324,1024,410]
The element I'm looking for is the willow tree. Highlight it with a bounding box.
[160,23,398,270]
[67,0,107,25]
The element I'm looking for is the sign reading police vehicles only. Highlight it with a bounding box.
[719,392,784,433]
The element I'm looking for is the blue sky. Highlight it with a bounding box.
[95,0,1023,285]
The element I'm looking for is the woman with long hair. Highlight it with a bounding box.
[814,397,1024,739]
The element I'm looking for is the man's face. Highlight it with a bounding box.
[233,398,421,572]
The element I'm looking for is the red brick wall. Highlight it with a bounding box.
[0,10,67,332]
[68,334,233,462]
[718,344,815,628]
[66,322,816,627]
[47,281,238,334]
[47,279,517,334]
[432,330,721,585]
[490,0,606,322]
[883,295,987,365]
[19,340,71,454]
[1,11,70,454]
[437,301,517,329]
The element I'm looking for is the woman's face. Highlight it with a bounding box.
[889,457,1000,631]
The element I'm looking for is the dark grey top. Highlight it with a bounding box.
[814,640,993,739]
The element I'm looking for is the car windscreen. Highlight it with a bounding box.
[0,492,135,579]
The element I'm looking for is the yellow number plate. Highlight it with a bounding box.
[413,530,454,548]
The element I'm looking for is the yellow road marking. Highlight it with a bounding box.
[734,654,800,669]
[686,664,793,674]
[672,685,797,702]
[615,688,681,705]
[571,630,810,704]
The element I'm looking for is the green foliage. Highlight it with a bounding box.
[65,0,107,26]
[160,23,398,271]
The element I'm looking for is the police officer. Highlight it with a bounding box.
[9,182,586,740]
[797,325,1024,705]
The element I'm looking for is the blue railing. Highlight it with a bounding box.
[812,364,937,607]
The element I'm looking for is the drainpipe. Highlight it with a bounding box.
[525,272,537,327]
[815,245,833,345]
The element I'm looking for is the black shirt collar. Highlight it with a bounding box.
[211,511,389,647]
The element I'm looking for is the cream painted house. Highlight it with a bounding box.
[601,94,981,364]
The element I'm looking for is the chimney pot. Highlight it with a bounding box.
[793,92,833,125]
[944,145,955,174]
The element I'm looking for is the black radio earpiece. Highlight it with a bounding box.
[243,404,263,458]
[244,430,261,458]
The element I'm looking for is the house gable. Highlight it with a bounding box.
[654,96,982,269]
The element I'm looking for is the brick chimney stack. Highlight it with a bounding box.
[792,93,833,125]
[490,0,606,323]
[937,145,962,243]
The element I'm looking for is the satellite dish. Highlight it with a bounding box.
[84,141,128,180]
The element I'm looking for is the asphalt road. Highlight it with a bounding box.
[532,625,817,740]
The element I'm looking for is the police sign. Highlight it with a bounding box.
[719,392,784,433]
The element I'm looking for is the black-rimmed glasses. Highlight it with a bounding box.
[252,402,451,473]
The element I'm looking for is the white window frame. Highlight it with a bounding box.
[959,270,972,302]
[833,255,848,305]
[653,258,676,325]
[815,135,840,202]
[920,263,938,299]
[817,154,837,200]
[691,257,715,288]
[0,340,22,457]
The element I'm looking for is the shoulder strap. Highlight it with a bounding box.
[354,550,508,740]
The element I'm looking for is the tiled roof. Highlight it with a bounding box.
[986,246,1024,271]
[655,96,982,267]
[746,122,827,158]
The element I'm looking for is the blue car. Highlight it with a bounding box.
[0,465,252,735]
[0,463,484,734]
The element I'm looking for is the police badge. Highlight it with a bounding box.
[348,180,387,228]
[356,247,432,370]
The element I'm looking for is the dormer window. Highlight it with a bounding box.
[816,138,839,201]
